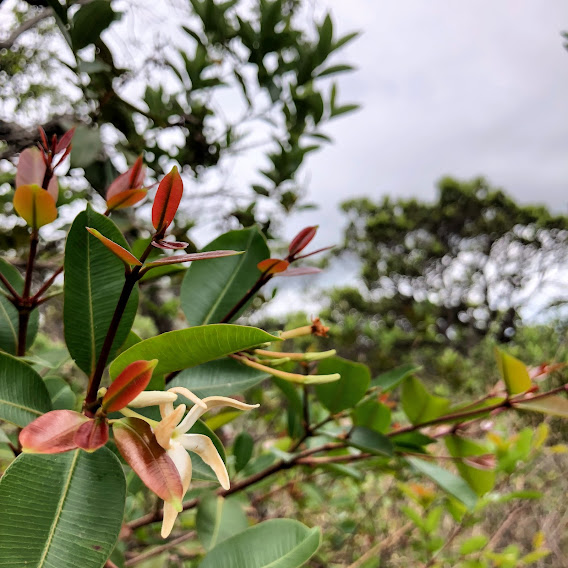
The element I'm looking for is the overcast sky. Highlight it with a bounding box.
[284,1,568,246]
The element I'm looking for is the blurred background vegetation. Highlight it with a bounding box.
[2,0,568,566]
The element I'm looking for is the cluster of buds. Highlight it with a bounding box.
[13,127,74,229]
[19,359,258,538]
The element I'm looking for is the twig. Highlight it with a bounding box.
[124,531,197,567]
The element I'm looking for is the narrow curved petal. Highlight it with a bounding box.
[180,433,229,490]
[155,404,186,450]
[128,391,178,408]
[169,386,206,409]
[176,397,259,435]
[162,501,180,539]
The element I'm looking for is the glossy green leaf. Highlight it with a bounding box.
[0,448,125,568]
[0,352,51,427]
[0,258,38,354]
[495,347,532,395]
[401,375,450,424]
[71,0,119,50]
[197,494,248,550]
[445,436,495,496]
[516,395,568,417]
[109,324,278,378]
[170,358,269,398]
[348,426,393,457]
[43,376,77,410]
[315,357,370,413]
[180,227,269,325]
[234,431,254,473]
[352,399,391,433]
[199,519,321,568]
[371,364,421,390]
[64,206,138,376]
[391,431,437,452]
[407,457,478,510]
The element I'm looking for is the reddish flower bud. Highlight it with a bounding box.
[102,360,158,413]
[152,166,183,233]
[288,226,318,257]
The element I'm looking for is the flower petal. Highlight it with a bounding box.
[19,410,88,453]
[155,404,186,450]
[180,433,229,490]
[168,386,206,409]
[128,391,178,408]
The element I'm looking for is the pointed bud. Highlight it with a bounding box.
[86,228,142,266]
[74,418,109,452]
[19,410,88,453]
[257,258,290,275]
[102,360,158,413]
[288,226,318,257]
[55,127,76,154]
[113,417,184,506]
[13,184,57,229]
[152,166,183,233]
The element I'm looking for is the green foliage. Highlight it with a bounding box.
[197,494,249,550]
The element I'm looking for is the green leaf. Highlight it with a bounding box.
[315,357,370,413]
[407,457,478,510]
[516,395,568,417]
[233,431,254,473]
[180,227,269,325]
[199,519,321,568]
[445,435,495,496]
[0,448,125,568]
[316,64,355,78]
[197,494,248,550]
[71,0,119,50]
[401,376,450,424]
[0,352,52,427]
[43,376,77,410]
[391,431,436,452]
[352,400,391,433]
[109,324,278,378]
[64,206,139,376]
[69,126,103,169]
[0,258,38,354]
[460,535,489,555]
[371,364,421,390]
[170,357,269,398]
[348,426,393,457]
[495,347,532,395]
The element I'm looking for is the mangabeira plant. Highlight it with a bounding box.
[1,130,568,567]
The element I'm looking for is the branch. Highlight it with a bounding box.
[0,8,53,50]
[124,531,198,567]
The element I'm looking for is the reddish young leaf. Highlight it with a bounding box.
[74,418,109,452]
[55,127,76,154]
[113,417,183,506]
[275,266,322,277]
[288,225,318,257]
[16,147,58,201]
[19,410,88,454]
[106,156,146,203]
[257,258,290,275]
[13,184,57,229]
[294,245,334,260]
[102,359,158,413]
[106,189,147,211]
[144,250,242,267]
[152,166,183,232]
[151,239,188,250]
[86,227,142,266]
[128,155,145,188]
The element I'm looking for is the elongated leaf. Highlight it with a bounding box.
[19,410,87,453]
[71,0,118,50]
[371,364,421,390]
[401,376,450,424]
[199,519,321,568]
[64,206,139,376]
[86,228,142,266]
[516,395,568,417]
[109,324,278,378]
[170,358,269,398]
[234,431,254,472]
[44,376,77,410]
[495,348,532,395]
[180,227,269,325]
[288,226,318,256]
[102,359,157,412]
[197,494,248,550]
[145,250,241,267]
[0,258,38,354]
[315,357,370,413]
[0,352,51,427]
[0,448,125,568]
[152,166,183,231]
[348,426,393,456]
[407,457,478,510]
[352,400,391,433]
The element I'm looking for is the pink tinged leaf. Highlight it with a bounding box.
[106,189,147,211]
[152,166,183,232]
[128,155,146,188]
[144,250,242,267]
[102,360,158,413]
[74,419,109,452]
[86,228,142,267]
[113,417,184,505]
[257,258,290,275]
[19,410,88,454]
[288,225,318,256]
[106,170,131,201]
[55,127,76,154]
[151,239,189,250]
[275,266,323,277]
[16,147,58,201]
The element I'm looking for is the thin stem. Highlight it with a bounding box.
[124,532,198,567]
[220,273,272,323]
[31,266,63,302]
[0,272,20,302]
[17,230,38,356]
